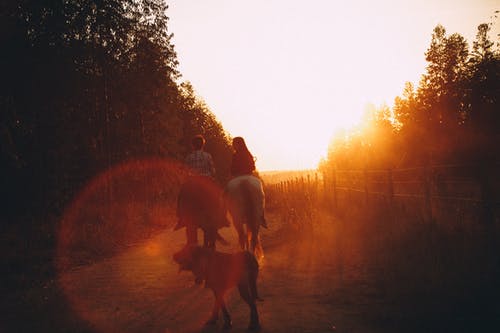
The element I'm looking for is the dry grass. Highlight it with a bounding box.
[266,182,500,332]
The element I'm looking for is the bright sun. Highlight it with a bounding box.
[167,0,497,171]
[239,99,369,172]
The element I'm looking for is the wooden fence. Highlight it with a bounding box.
[266,163,500,227]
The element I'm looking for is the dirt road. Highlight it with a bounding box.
[65,212,395,333]
[13,213,379,333]
[5,208,497,333]
[4,209,444,333]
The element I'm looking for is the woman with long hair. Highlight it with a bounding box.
[230,136,256,177]
[228,136,267,233]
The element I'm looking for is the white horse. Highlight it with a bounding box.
[224,175,266,259]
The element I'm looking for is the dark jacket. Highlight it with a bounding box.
[231,150,255,176]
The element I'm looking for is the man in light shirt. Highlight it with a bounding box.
[184,135,215,178]
[176,135,226,247]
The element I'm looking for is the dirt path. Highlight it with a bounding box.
[47,212,386,333]
[2,212,396,333]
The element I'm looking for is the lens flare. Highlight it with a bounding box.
[56,158,217,332]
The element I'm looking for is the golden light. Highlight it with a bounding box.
[56,158,208,332]
[143,239,162,257]
[167,0,497,171]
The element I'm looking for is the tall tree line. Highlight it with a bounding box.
[0,1,232,219]
[321,20,500,172]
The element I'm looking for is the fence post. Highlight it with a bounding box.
[423,164,433,224]
[307,174,311,200]
[322,172,327,206]
[364,168,369,206]
[478,162,494,226]
[387,168,394,202]
[333,168,338,211]
[387,168,394,220]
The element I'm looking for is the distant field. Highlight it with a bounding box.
[259,169,320,184]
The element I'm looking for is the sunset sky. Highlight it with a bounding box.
[167,0,499,171]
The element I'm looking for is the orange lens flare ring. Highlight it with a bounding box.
[56,158,195,331]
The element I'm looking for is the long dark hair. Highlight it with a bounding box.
[232,136,250,153]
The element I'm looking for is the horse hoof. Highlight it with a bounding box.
[205,319,217,326]
[248,322,261,331]
[223,320,233,330]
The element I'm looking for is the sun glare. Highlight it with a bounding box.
[167,0,498,171]
[247,100,367,171]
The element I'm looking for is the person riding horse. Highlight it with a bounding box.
[229,137,267,229]
[176,135,266,255]
[176,135,228,249]
[224,137,267,259]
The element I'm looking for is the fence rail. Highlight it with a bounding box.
[266,163,499,226]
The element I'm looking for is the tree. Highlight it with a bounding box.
[466,23,500,137]
[419,25,469,129]
[177,82,232,183]
[0,1,233,217]
[323,19,500,172]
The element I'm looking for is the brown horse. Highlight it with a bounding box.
[224,175,265,259]
[176,176,229,249]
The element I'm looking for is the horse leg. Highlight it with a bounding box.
[238,282,260,330]
[254,234,264,261]
[248,229,255,254]
[202,229,208,249]
[249,225,264,260]
[203,228,216,250]
[247,229,253,252]
[220,296,232,329]
[206,293,220,325]
[186,221,198,245]
[234,219,247,250]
